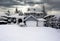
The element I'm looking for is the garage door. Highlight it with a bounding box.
[26,21,37,27]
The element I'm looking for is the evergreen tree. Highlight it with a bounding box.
[15,8,19,13]
[5,10,10,16]
[19,10,23,16]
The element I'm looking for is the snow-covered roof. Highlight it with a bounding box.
[24,15,38,21]
[44,15,55,19]
[25,11,43,14]
[33,4,43,8]
[25,5,43,13]
[44,15,55,18]
[38,18,46,21]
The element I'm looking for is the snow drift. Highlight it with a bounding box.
[0,25,60,41]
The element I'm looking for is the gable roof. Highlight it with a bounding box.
[24,15,38,21]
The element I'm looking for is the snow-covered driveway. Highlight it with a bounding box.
[0,25,60,41]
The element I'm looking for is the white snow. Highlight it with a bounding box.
[0,25,60,41]
[0,12,7,16]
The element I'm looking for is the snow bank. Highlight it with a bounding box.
[0,25,60,41]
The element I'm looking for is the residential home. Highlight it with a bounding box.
[24,5,47,18]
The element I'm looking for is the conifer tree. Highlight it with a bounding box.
[15,8,19,13]
[19,10,23,16]
[5,10,10,16]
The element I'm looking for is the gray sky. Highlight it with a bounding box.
[0,0,60,10]
[0,0,60,15]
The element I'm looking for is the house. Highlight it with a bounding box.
[24,15,46,27]
[24,15,38,27]
[24,4,47,18]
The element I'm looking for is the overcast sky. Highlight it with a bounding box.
[0,0,60,10]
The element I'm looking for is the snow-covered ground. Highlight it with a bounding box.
[0,25,60,41]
